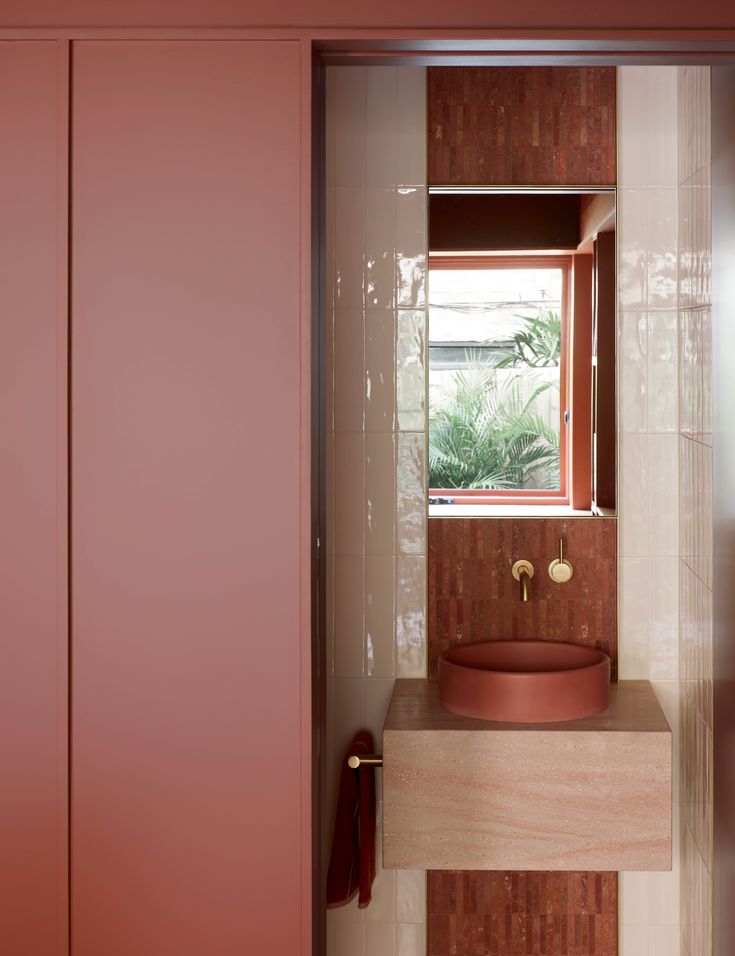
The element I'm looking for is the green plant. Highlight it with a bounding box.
[496,309,562,369]
[429,360,560,490]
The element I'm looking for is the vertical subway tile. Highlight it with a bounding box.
[649,558,679,679]
[335,432,365,556]
[647,188,678,311]
[365,433,396,555]
[619,188,648,308]
[396,432,426,555]
[648,312,678,433]
[396,555,427,678]
[620,434,650,557]
[365,68,397,188]
[366,922,396,956]
[333,66,366,188]
[649,434,679,556]
[396,310,426,431]
[396,870,426,923]
[617,66,649,189]
[619,310,648,433]
[334,554,366,679]
[365,188,396,310]
[396,69,427,186]
[396,187,427,309]
[365,555,396,678]
[619,556,650,680]
[365,310,396,433]
[333,677,367,770]
[647,67,679,189]
[335,186,365,309]
[397,922,426,956]
[334,308,366,432]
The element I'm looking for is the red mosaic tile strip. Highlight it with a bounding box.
[427,517,619,956]
[428,67,617,187]
[427,871,618,956]
[428,517,618,679]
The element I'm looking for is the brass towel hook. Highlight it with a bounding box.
[348,753,383,769]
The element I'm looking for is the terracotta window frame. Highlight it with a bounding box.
[428,252,580,508]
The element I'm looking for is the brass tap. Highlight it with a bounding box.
[511,560,535,602]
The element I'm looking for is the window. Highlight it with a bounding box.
[429,255,572,506]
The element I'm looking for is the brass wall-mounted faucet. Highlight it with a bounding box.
[511,559,534,602]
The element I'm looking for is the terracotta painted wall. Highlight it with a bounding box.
[428,67,616,186]
[71,40,308,956]
[2,1,734,29]
[0,40,68,956]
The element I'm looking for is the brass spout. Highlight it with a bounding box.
[511,560,535,603]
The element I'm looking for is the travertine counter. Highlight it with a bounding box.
[382,679,671,871]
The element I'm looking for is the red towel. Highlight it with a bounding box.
[326,730,377,909]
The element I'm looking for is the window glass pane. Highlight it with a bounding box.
[429,265,563,492]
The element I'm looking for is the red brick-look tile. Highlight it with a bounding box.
[428,517,618,678]
[427,517,618,956]
[428,67,617,187]
[427,871,618,956]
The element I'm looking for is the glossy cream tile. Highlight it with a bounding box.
[619,556,650,680]
[617,67,649,189]
[365,188,396,310]
[395,870,426,923]
[619,189,648,309]
[396,923,425,956]
[620,434,650,557]
[365,311,396,433]
[366,922,396,956]
[648,312,678,433]
[648,559,679,679]
[365,433,396,556]
[365,555,395,678]
[335,187,365,310]
[649,434,679,556]
[334,554,366,678]
[335,432,365,556]
[396,187,426,309]
[396,433,426,556]
[365,68,397,188]
[395,555,427,678]
[333,66,366,189]
[334,309,366,433]
[647,67,679,189]
[620,924,649,956]
[619,309,648,434]
[396,70,426,187]
[396,310,425,432]
[647,188,678,311]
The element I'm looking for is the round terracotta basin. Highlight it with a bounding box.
[438,640,610,724]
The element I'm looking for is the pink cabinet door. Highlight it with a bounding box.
[0,40,69,956]
[71,41,309,955]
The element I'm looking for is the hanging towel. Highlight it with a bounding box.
[326,729,376,909]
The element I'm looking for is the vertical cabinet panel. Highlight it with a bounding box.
[71,41,306,954]
[0,41,68,956]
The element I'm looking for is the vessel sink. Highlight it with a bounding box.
[438,640,610,723]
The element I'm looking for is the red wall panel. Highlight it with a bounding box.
[0,0,733,29]
[0,40,68,956]
[71,40,307,955]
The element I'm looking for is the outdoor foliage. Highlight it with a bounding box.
[428,361,560,490]
[429,310,562,490]
[496,309,562,368]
